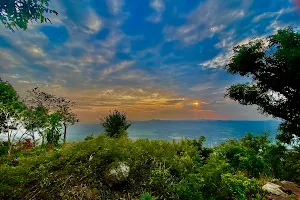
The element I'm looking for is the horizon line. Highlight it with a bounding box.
[79,119,280,123]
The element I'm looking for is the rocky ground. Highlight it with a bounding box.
[263,181,300,200]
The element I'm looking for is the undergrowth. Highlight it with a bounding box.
[0,133,299,200]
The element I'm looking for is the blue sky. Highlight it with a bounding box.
[0,0,299,121]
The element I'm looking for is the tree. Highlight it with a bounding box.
[225,27,300,144]
[24,87,57,145]
[25,87,57,110]
[0,79,25,160]
[0,78,19,133]
[22,105,48,146]
[100,110,131,138]
[24,87,78,145]
[55,97,78,144]
[0,0,58,31]
[46,112,62,147]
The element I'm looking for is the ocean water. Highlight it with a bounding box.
[67,120,281,146]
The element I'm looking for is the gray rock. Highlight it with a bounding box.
[262,182,289,197]
[104,162,130,186]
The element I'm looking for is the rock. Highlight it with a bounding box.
[104,162,130,186]
[263,182,289,197]
[277,181,300,198]
[263,181,300,200]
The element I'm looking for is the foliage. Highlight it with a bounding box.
[221,173,264,200]
[24,87,78,145]
[46,113,63,146]
[225,27,300,144]
[55,96,79,144]
[282,145,300,184]
[140,192,156,200]
[187,136,213,162]
[15,138,35,150]
[216,133,287,179]
[24,87,57,110]
[22,105,49,146]
[0,79,26,161]
[101,110,132,138]
[0,0,58,31]
[1,133,294,199]
[0,79,22,133]
[85,133,95,141]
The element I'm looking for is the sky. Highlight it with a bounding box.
[0,0,299,121]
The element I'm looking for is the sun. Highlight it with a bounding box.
[193,102,199,106]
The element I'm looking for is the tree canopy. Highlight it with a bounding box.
[226,27,300,144]
[0,79,24,133]
[101,110,131,138]
[0,0,57,31]
[24,87,78,144]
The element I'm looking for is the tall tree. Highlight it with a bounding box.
[0,79,25,160]
[24,87,78,145]
[225,27,300,144]
[55,97,78,144]
[46,112,62,147]
[24,87,58,145]
[22,105,48,146]
[0,0,58,31]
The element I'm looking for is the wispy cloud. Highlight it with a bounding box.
[0,0,298,121]
[199,52,232,69]
[106,0,124,15]
[101,61,135,77]
[164,0,252,44]
[147,0,165,23]
[85,8,103,33]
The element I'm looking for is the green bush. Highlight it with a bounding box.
[176,173,204,200]
[100,110,131,138]
[0,133,299,199]
[140,192,155,200]
[85,133,95,141]
[0,146,8,156]
[283,145,300,184]
[221,173,265,200]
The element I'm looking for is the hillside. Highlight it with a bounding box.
[1,133,300,200]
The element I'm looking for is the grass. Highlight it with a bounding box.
[0,133,299,200]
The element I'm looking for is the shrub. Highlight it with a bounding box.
[15,138,34,150]
[221,173,264,200]
[100,110,131,138]
[283,145,300,184]
[176,173,204,200]
[85,133,95,141]
[0,133,298,199]
[140,192,156,200]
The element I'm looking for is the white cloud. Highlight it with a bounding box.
[164,0,252,44]
[101,61,135,77]
[106,0,124,15]
[253,7,295,23]
[147,0,165,23]
[190,84,213,92]
[86,8,102,33]
[100,30,125,48]
[150,0,165,12]
[199,52,232,69]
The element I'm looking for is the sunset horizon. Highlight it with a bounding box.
[1,0,299,122]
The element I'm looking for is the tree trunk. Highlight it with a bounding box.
[63,124,67,144]
[32,132,36,147]
[7,131,11,161]
[41,135,45,147]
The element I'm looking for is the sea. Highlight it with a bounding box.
[67,120,281,146]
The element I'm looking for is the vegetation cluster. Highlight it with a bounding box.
[1,131,300,199]
[1,1,300,198]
